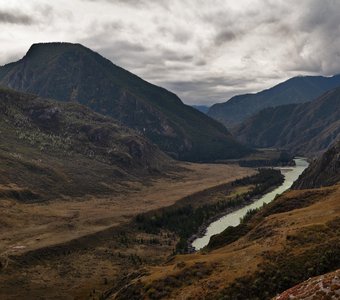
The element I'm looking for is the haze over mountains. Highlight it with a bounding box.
[208,75,340,128]
[234,87,340,155]
[0,42,250,162]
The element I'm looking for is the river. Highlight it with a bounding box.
[191,157,309,250]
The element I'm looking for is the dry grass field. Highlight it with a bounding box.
[0,162,254,299]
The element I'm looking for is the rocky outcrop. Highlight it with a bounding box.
[274,269,340,300]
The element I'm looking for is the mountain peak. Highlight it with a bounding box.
[27,42,86,53]
[22,42,91,64]
[0,42,251,161]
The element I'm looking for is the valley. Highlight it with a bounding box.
[0,162,254,255]
[1,3,340,299]
[192,157,309,250]
[0,66,338,300]
[112,141,340,299]
[116,183,340,299]
[0,160,254,299]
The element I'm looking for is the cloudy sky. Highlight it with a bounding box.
[1,0,340,105]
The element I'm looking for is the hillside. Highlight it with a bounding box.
[115,185,340,299]
[0,42,250,161]
[233,87,340,155]
[114,140,340,299]
[208,74,340,128]
[0,100,254,300]
[0,87,170,201]
[293,140,340,189]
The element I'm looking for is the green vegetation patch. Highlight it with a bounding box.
[135,169,283,253]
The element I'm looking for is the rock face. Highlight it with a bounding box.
[208,74,340,128]
[234,87,340,156]
[292,140,340,189]
[0,87,171,200]
[0,42,250,161]
[273,269,340,300]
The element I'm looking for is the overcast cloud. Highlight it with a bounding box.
[0,0,340,105]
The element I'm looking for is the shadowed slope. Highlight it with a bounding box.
[0,87,171,201]
[293,139,340,189]
[234,88,340,155]
[0,42,250,161]
[208,74,340,128]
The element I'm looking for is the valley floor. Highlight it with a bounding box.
[118,184,340,299]
[0,162,254,299]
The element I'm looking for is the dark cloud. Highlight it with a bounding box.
[0,10,34,25]
[157,75,272,105]
[87,40,148,66]
[81,0,340,104]
[214,30,237,46]
[2,0,340,105]
[83,0,169,9]
[157,25,193,44]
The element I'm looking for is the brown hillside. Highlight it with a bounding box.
[115,184,340,299]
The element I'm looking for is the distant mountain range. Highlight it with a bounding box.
[208,75,340,128]
[234,87,340,155]
[0,42,250,161]
[0,87,171,201]
[192,105,209,114]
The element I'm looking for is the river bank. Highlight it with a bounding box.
[191,158,309,250]
[186,182,284,253]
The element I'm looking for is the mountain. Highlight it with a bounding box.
[192,105,209,114]
[0,87,171,201]
[292,140,340,189]
[0,42,250,161]
[208,74,340,128]
[233,87,340,155]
